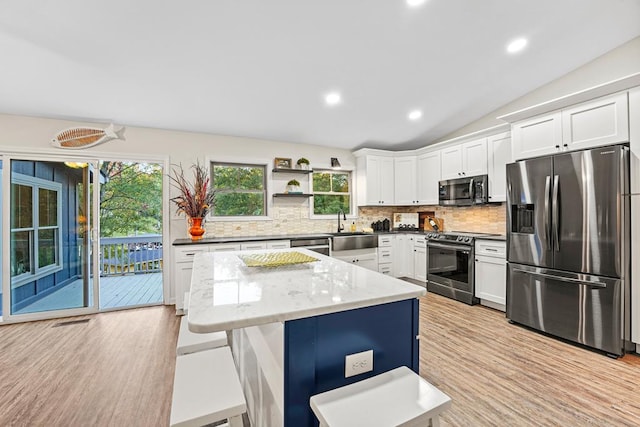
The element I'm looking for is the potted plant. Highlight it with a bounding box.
[286,179,302,194]
[296,157,310,170]
[169,162,216,240]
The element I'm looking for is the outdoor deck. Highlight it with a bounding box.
[2,273,163,316]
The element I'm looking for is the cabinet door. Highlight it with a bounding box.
[475,255,506,308]
[414,246,427,282]
[462,138,488,176]
[379,157,395,204]
[175,262,194,311]
[487,132,512,202]
[392,234,407,277]
[512,112,562,160]
[562,92,629,151]
[440,146,463,180]
[357,253,379,272]
[394,156,417,205]
[417,151,441,205]
[365,156,395,205]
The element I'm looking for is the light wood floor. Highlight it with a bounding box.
[1,294,639,426]
[420,293,640,426]
[0,306,179,426]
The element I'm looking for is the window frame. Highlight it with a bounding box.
[310,169,354,218]
[209,161,269,220]
[10,172,63,286]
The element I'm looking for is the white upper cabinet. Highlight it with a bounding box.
[441,138,487,180]
[487,132,511,202]
[512,92,629,161]
[356,155,394,206]
[562,92,629,151]
[512,112,562,160]
[462,138,488,176]
[394,156,418,205]
[440,145,463,180]
[416,150,441,205]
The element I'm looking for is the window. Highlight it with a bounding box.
[312,170,352,215]
[11,174,62,284]
[211,162,267,216]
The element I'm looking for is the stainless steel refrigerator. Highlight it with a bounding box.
[506,144,631,356]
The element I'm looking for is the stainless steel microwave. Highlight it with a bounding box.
[438,174,488,206]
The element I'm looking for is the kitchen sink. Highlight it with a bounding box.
[331,234,378,251]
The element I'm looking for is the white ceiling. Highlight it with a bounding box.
[1,0,640,151]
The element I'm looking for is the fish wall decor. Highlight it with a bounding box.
[51,123,126,149]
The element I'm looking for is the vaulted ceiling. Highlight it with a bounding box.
[1,0,639,150]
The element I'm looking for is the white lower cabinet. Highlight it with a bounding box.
[474,240,506,311]
[393,234,415,279]
[377,234,394,275]
[332,248,378,272]
[413,236,427,283]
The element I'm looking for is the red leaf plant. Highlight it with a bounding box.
[169,162,216,218]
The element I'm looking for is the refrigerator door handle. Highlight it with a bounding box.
[544,176,551,250]
[512,268,606,288]
[553,175,560,251]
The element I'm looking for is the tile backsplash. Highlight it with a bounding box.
[191,203,506,239]
[358,204,507,235]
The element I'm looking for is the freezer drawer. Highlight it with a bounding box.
[507,263,625,356]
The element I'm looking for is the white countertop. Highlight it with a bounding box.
[187,249,426,333]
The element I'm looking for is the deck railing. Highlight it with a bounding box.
[100,235,163,276]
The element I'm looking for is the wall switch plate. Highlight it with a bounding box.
[345,350,373,378]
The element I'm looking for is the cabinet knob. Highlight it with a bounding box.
[555,145,560,149]
[563,143,568,148]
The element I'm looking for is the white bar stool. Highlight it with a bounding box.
[177,291,227,355]
[310,366,451,427]
[170,346,246,427]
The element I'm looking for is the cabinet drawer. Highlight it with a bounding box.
[414,236,426,248]
[209,243,242,252]
[266,240,291,249]
[241,242,267,250]
[175,247,209,262]
[475,240,506,257]
[378,247,393,263]
[378,235,393,247]
[378,264,393,275]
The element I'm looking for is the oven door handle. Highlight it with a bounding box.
[427,242,470,253]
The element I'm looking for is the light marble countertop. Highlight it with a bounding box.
[187,249,426,333]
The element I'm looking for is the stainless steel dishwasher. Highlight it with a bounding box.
[290,237,331,256]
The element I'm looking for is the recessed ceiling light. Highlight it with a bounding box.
[408,110,423,121]
[507,38,528,54]
[325,92,342,106]
[406,0,426,7]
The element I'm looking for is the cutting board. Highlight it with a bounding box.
[424,217,444,232]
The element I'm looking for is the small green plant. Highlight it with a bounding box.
[296,157,309,165]
[287,179,300,186]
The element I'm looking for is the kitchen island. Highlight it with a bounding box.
[188,249,426,427]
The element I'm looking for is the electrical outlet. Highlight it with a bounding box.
[345,350,373,378]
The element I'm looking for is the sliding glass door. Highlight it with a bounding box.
[1,155,166,322]
[6,158,98,318]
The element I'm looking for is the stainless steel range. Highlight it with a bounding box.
[425,231,498,305]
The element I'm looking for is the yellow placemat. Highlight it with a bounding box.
[239,251,318,267]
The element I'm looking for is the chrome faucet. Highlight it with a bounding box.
[337,209,346,233]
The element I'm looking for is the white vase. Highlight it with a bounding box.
[286,185,301,194]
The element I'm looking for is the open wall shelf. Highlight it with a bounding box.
[273,193,313,198]
[272,168,313,174]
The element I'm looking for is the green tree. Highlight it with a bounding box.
[99,162,163,236]
[212,164,265,216]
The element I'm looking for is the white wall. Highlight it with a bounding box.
[437,36,640,142]
[0,113,356,241]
